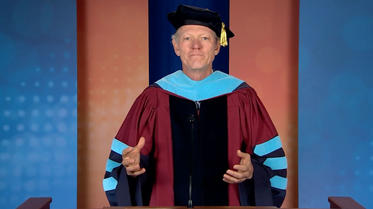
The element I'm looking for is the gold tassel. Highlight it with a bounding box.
[220,22,228,47]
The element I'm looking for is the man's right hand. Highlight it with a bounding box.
[122,137,146,177]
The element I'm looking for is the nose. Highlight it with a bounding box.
[191,39,202,50]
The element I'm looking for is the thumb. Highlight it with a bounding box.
[237,150,251,159]
[135,136,146,150]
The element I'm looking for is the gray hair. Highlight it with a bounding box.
[171,28,219,43]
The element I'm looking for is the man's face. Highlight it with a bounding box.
[172,25,220,72]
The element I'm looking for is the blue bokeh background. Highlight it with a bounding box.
[299,0,373,208]
[0,0,77,208]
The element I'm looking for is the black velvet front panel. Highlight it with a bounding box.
[169,95,228,206]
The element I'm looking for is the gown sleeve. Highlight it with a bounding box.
[237,86,287,208]
[102,87,157,206]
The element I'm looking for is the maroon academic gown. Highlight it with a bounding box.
[104,71,287,207]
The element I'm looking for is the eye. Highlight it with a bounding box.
[183,36,191,41]
[202,36,209,40]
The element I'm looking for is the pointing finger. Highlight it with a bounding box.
[126,164,141,172]
[223,173,242,184]
[122,147,134,156]
[122,157,135,166]
[226,169,246,179]
[233,164,249,172]
[132,168,146,176]
[128,168,146,177]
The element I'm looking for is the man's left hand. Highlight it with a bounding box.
[223,150,253,184]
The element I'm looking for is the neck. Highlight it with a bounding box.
[183,68,213,81]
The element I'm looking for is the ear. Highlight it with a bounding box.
[172,39,180,56]
[214,41,221,55]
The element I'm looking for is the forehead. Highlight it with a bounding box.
[177,25,216,36]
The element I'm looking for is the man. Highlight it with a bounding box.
[103,4,287,207]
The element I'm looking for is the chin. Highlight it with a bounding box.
[183,61,210,72]
[189,63,208,70]
[190,67,210,72]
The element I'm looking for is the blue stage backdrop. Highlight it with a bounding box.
[299,0,373,208]
[148,0,230,84]
[0,0,77,208]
